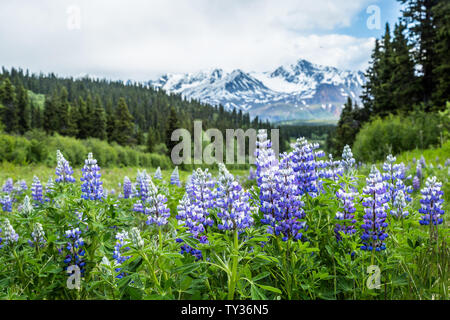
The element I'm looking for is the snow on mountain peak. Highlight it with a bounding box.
[149,58,365,122]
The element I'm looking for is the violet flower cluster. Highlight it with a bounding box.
[113,230,131,278]
[63,228,86,275]
[31,176,44,204]
[291,137,325,198]
[215,163,254,231]
[176,168,215,259]
[133,171,171,226]
[55,150,76,183]
[80,153,104,201]
[419,176,445,226]
[334,188,358,241]
[122,176,133,199]
[154,167,163,180]
[170,167,181,187]
[382,155,412,217]
[360,165,389,251]
[272,153,307,241]
[28,223,46,248]
[0,219,19,248]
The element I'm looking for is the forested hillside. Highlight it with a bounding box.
[0,67,290,156]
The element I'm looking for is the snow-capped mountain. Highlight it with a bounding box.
[149,59,365,122]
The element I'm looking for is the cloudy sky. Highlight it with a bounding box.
[0,0,402,81]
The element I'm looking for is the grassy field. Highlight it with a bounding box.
[0,161,251,191]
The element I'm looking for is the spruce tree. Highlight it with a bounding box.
[16,83,30,134]
[165,107,179,153]
[58,87,70,135]
[399,0,440,104]
[432,0,450,108]
[42,91,60,135]
[92,95,107,140]
[0,78,19,133]
[112,97,134,146]
[76,97,88,139]
[390,23,420,112]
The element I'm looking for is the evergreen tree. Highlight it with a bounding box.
[66,104,80,137]
[76,97,88,140]
[92,95,107,140]
[105,98,115,142]
[390,23,420,112]
[147,127,158,152]
[42,91,60,135]
[112,97,134,146]
[0,78,19,133]
[58,87,70,135]
[432,0,450,108]
[399,0,440,104]
[16,83,30,134]
[165,107,179,153]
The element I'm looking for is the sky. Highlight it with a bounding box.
[0,0,402,81]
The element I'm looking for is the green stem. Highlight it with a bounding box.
[142,252,160,290]
[228,229,239,300]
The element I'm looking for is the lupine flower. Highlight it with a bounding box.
[291,137,324,198]
[391,190,409,219]
[80,153,104,201]
[31,176,44,204]
[248,167,257,180]
[215,163,254,231]
[382,155,412,216]
[154,167,163,180]
[20,195,34,217]
[334,189,358,241]
[320,154,344,182]
[0,219,19,247]
[445,159,450,167]
[112,230,131,278]
[341,145,356,171]
[145,194,171,226]
[419,176,445,227]
[270,153,307,242]
[176,169,215,238]
[129,227,144,249]
[63,228,86,275]
[360,165,389,251]
[419,156,426,168]
[28,223,46,248]
[13,180,28,197]
[0,195,12,212]
[55,150,76,183]
[134,170,155,202]
[2,178,13,194]
[45,177,55,196]
[170,167,181,187]
[254,130,278,182]
[176,169,215,259]
[133,171,171,226]
[413,176,420,190]
[416,163,423,180]
[122,176,132,199]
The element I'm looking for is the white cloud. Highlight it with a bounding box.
[0,0,378,80]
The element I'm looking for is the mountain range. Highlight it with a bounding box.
[149,59,365,123]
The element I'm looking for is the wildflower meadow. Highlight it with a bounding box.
[0,130,448,300]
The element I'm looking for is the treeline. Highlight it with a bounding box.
[329,0,450,156]
[0,68,290,156]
